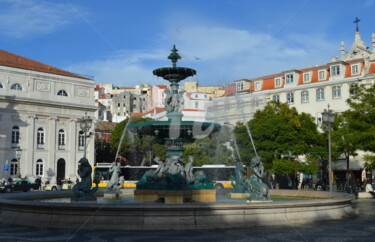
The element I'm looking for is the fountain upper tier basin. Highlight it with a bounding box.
[128,120,221,144]
[153,67,196,81]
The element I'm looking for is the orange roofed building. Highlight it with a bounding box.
[208,29,375,179]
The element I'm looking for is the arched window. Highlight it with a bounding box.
[10,83,22,91]
[12,126,20,148]
[316,88,325,101]
[332,86,341,99]
[37,128,44,149]
[58,129,65,150]
[0,83,3,88]
[10,159,17,176]
[301,91,309,103]
[57,90,68,97]
[78,131,85,150]
[287,92,294,104]
[36,159,43,176]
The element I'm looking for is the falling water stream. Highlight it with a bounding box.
[114,117,133,162]
[234,93,258,158]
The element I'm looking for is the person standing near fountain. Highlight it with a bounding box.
[270,174,276,189]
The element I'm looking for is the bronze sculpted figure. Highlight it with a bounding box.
[72,157,98,201]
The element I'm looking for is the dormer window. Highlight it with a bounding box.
[303,73,310,82]
[285,74,294,84]
[318,70,325,80]
[236,82,244,91]
[275,78,281,87]
[331,65,340,76]
[255,81,261,91]
[351,64,359,75]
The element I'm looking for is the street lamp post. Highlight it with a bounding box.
[79,113,93,158]
[322,105,335,196]
[15,147,22,178]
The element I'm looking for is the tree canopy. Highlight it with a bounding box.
[233,101,322,175]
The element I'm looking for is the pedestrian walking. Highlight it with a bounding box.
[348,173,358,199]
[270,174,276,189]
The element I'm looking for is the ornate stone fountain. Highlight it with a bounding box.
[128,45,221,203]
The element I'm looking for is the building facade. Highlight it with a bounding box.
[208,29,375,176]
[0,50,96,183]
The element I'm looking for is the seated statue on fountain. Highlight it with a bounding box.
[72,157,99,201]
[230,162,248,193]
[247,157,270,201]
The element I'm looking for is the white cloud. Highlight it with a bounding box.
[0,0,79,38]
[67,23,337,87]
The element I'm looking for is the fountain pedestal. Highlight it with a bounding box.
[134,189,216,204]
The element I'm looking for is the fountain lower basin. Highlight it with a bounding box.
[0,190,354,230]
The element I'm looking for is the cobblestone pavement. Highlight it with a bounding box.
[0,199,374,242]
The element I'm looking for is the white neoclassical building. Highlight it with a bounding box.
[0,49,96,183]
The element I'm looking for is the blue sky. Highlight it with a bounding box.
[0,0,374,87]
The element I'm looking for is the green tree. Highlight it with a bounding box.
[344,84,375,170]
[234,101,322,180]
[345,84,375,152]
[331,113,358,180]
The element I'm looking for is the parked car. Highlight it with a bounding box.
[44,180,75,191]
[0,179,39,193]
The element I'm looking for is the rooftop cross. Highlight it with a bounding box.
[168,45,181,68]
[353,17,360,32]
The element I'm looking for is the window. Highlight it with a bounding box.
[37,128,44,149]
[319,71,325,80]
[0,83,3,88]
[195,101,199,108]
[236,82,244,91]
[303,73,310,82]
[351,65,359,75]
[10,159,17,176]
[350,83,358,96]
[195,94,198,98]
[275,78,281,87]
[10,83,22,91]
[204,95,207,98]
[78,131,85,150]
[58,129,65,150]
[331,65,340,76]
[316,88,325,101]
[118,103,120,107]
[36,160,43,176]
[285,74,294,84]
[273,95,280,102]
[287,93,294,104]
[332,86,341,99]
[57,90,68,96]
[255,82,261,91]
[301,91,309,103]
[12,126,20,148]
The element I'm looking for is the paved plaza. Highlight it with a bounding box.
[0,198,373,242]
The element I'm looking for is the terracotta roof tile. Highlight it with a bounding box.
[0,49,89,80]
[95,121,117,132]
